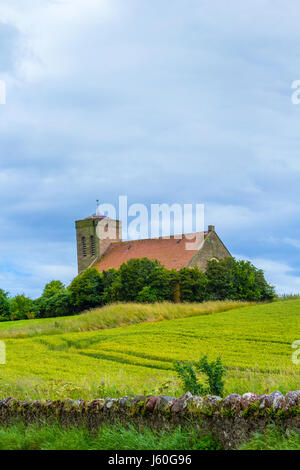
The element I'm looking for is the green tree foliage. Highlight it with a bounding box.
[115,258,161,301]
[10,295,35,320]
[101,268,122,304]
[34,280,71,318]
[42,280,66,298]
[206,257,275,301]
[138,266,179,302]
[36,291,72,318]
[136,286,159,303]
[0,256,275,322]
[105,260,179,303]
[68,268,104,313]
[179,266,209,302]
[0,289,11,322]
[174,355,227,397]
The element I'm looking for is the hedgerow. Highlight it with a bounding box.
[0,256,275,321]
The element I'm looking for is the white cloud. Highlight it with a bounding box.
[0,0,300,296]
[284,238,300,250]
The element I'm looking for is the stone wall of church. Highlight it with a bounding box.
[188,230,231,271]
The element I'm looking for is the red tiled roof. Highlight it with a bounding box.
[95,233,207,272]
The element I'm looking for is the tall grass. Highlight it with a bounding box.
[278,294,300,301]
[0,422,220,450]
[0,421,298,450]
[0,300,254,339]
[239,425,300,450]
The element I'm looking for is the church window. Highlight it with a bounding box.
[82,236,87,257]
[90,235,96,256]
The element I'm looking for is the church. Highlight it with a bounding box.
[75,214,231,275]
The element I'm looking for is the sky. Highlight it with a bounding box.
[0,0,300,297]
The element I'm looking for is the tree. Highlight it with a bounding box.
[206,257,275,301]
[179,267,209,302]
[35,290,72,318]
[101,268,122,304]
[138,265,179,302]
[42,280,66,298]
[116,258,161,301]
[68,268,104,312]
[136,286,159,303]
[206,257,237,300]
[0,289,11,321]
[34,280,71,318]
[10,295,34,320]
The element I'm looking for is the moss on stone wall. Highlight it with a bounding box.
[0,391,299,449]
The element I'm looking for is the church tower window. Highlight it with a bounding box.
[82,236,87,257]
[90,235,96,256]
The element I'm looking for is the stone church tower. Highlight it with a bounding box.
[75,214,122,274]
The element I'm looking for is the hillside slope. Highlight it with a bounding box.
[0,299,299,400]
[0,300,252,339]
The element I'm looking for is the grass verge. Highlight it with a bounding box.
[0,422,220,450]
[0,300,254,339]
[239,425,300,450]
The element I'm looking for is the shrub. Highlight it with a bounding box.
[174,360,205,395]
[174,355,227,396]
[10,295,35,320]
[68,268,104,313]
[195,355,227,396]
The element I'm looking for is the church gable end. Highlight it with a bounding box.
[188,226,231,271]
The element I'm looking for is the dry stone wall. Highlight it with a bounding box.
[0,391,300,448]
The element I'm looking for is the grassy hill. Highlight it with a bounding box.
[0,300,251,338]
[0,299,299,400]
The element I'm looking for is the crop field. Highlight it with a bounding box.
[0,299,299,400]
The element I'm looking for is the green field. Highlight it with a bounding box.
[0,299,299,400]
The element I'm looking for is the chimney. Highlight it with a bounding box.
[208,225,215,232]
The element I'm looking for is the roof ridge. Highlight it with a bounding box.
[117,231,207,244]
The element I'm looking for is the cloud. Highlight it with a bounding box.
[251,258,300,296]
[0,0,300,296]
[0,22,21,73]
[284,238,300,250]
